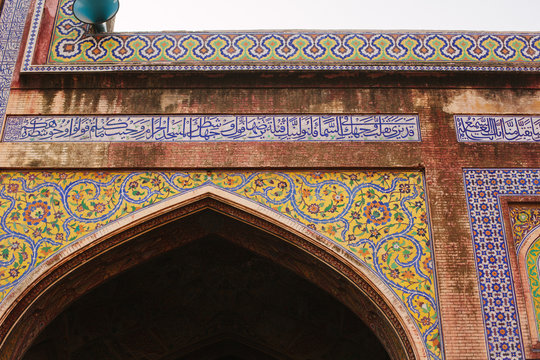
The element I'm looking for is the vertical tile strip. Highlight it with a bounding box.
[0,0,31,135]
[464,169,540,359]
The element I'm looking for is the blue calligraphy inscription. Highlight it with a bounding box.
[455,115,540,142]
[3,115,421,142]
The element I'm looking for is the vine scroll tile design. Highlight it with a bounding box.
[0,170,442,359]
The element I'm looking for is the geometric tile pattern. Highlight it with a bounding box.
[2,114,421,142]
[0,170,442,359]
[464,169,540,360]
[0,0,33,133]
[20,0,540,72]
[455,116,540,143]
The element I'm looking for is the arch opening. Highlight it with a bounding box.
[0,197,420,360]
[517,225,540,348]
[22,233,391,360]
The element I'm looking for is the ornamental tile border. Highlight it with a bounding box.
[19,0,540,72]
[0,170,443,360]
[0,0,34,134]
[2,114,421,142]
[455,116,540,143]
[464,169,540,360]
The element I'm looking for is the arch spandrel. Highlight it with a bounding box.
[0,170,441,359]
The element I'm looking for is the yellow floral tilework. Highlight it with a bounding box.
[0,171,440,358]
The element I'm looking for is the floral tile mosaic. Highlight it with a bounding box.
[464,169,540,360]
[19,0,540,72]
[0,170,442,359]
[525,240,540,342]
[510,207,540,251]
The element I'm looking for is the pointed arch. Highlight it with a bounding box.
[517,225,540,346]
[0,186,427,360]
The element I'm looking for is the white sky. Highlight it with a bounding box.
[113,0,540,32]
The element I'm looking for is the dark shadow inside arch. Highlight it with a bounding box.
[22,234,390,360]
[2,201,414,360]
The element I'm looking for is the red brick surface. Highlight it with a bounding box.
[3,57,540,359]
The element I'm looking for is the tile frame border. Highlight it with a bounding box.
[19,0,540,73]
[502,200,540,353]
[464,169,540,360]
[0,0,34,134]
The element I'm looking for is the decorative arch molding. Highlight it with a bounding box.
[0,170,441,359]
[0,189,423,360]
[515,220,540,346]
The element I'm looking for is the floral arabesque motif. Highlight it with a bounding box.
[0,171,441,359]
[364,200,391,225]
[23,200,51,225]
[510,207,540,249]
[526,238,540,342]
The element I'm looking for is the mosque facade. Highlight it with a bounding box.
[0,0,538,359]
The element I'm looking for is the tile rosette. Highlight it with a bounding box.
[0,170,441,359]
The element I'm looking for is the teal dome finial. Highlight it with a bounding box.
[73,0,119,33]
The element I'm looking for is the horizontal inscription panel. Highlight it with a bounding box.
[3,115,421,142]
[455,115,540,142]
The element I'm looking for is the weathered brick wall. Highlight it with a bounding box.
[2,70,538,359]
[2,6,540,355]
